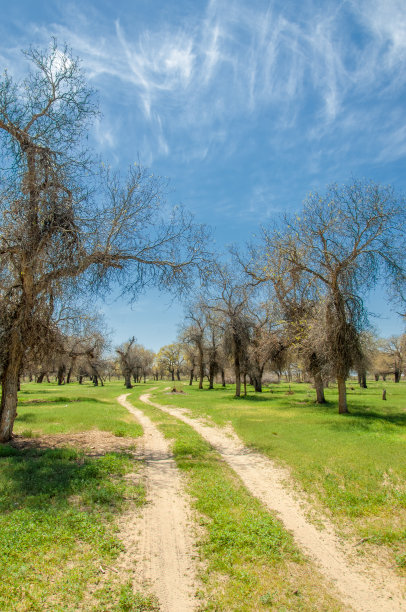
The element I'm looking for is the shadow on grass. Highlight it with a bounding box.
[0,445,128,512]
[14,413,37,423]
[18,396,102,405]
[327,409,406,430]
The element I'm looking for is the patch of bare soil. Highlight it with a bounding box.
[140,393,406,612]
[10,430,135,455]
[117,394,200,612]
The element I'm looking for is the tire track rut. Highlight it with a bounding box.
[117,394,199,612]
[139,392,406,612]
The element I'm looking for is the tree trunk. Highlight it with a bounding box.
[176,369,181,381]
[394,369,401,383]
[209,363,215,389]
[198,348,204,389]
[374,373,379,381]
[314,372,326,404]
[57,365,66,385]
[0,339,23,442]
[235,354,241,397]
[189,368,194,386]
[253,368,263,392]
[221,368,226,387]
[124,372,132,389]
[37,372,45,383]
[361,372,367,388]
[243,373,247,396]
[337,377,348,414]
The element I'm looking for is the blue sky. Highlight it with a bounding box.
[1,0,406,351]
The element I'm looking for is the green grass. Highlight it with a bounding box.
[149,379,406,571]
[15,381,143,438]
[129,384,343,611]
[3,376,404,609]
[0,380,147,612]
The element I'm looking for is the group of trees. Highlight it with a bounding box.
[0,41,405,441]
[158,182,405,414]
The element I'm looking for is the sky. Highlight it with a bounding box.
[1,0,406,351]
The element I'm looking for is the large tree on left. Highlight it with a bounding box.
[0,41,208,441]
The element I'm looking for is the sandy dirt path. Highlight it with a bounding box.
[117,394,199,612]
[140,392,406,612]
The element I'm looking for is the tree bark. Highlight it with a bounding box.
[235,354,241,397]
[0,337,23,442]
[314,372,326,403]
[337,377,348,413]
[57,365,66,385]
[208,363,215,389]
[198,347,204,389]
[189,368,194,386]
[252,367,264,392]
[124,371,132,389]
[221,368,226,387]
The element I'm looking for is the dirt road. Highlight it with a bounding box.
[139,392,406,612]
[117,394,199,612]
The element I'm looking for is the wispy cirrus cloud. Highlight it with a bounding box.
[2,0,406,169]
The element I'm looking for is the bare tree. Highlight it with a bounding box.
[0,41,209,441]
[116,337,137,389]
[182,303,207,389]
[255,180,405,412]
[241,239,329,402]
[381,335,406,383]
[206,264,253,397]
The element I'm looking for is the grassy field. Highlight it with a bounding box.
[15,382,143,438]
[1,377,405,610]
[149,379,406,572]
[0,380,158,612]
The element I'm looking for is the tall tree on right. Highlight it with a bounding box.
[272,180,405,413]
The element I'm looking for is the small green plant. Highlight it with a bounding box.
[94,580,159,611]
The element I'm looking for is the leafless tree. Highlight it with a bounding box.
[182,303,207,389]
[381,335,406,383]
[206,264,253,397]
[240,239,329,402]
[116,337,137,389]
[0,41,209,441]
[247,180,405,412]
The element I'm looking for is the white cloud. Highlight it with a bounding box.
[6,0,405,167]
